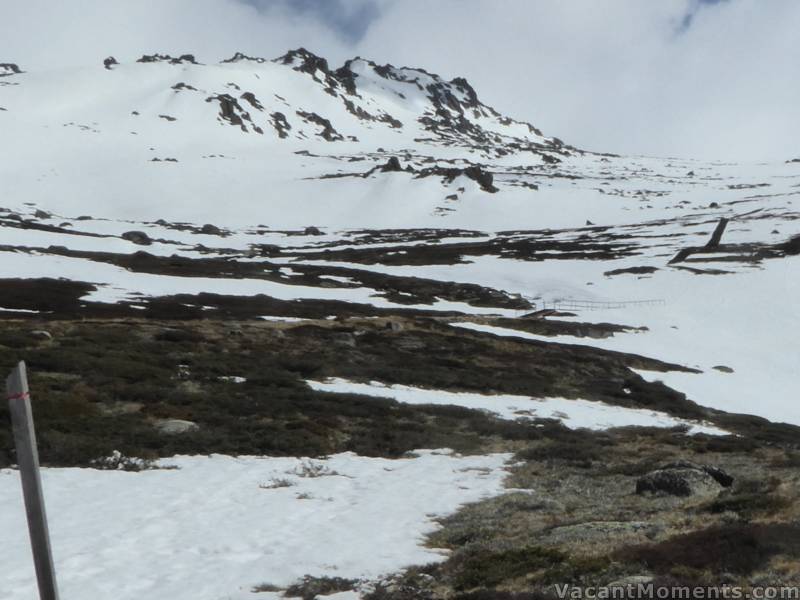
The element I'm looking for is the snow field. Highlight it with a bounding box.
[0,451,510,600]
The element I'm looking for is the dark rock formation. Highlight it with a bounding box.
[137,54,198,65]
[171,82,198,92]
[240,92,264,111]
[122,231,152,246]
[0,63,22,76]
[248,244,281,257]
[206,94,259,133]
[200,224,223,236]
[222,52,267,64]
[380,157,403,172]
[636,461,733,497]
[604,266,659,277]
[541,153,561,165]
[277,48,330,75]
[780,234,800,256]
[461,165,497,193]
[270,112,291,138]
[415,165,497,193]
[296,111,343,141]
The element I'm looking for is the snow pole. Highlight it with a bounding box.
[7,361,60,600]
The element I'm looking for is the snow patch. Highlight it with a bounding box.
[307,378,727,435]
[0,451,510,600]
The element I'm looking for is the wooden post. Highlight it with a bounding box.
[7,361,60,600]
[704,217,730,249]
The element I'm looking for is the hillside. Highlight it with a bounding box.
[1,50,800,598]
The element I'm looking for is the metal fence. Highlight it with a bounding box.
[534,298,665,311]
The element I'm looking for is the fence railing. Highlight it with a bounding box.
[527,298,665,312]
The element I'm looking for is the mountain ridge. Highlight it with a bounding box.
[0,47,571,160]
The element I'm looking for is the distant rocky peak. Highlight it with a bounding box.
[136,53,199,65]
[222,52,267,64]
[340,57,437,85]
[275,48,330,75]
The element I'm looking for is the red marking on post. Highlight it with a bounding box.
[7,391,30,401]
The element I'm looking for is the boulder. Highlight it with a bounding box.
[200,223,223,236]
[122,231,152,245]
[155,419,199,435]
[636,461,733,498]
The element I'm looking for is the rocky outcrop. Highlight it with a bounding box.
[380,157,404,172]
[295,111,343,141]
[277,48,330,77]
[780,234,800,255]
[270,112,291,138]
[122,231,152,246]
[199,224,223,236]
[222,52,267,64]
[240,91,263,111]
[416,165,498,193]
[636,461,733,498]
[276,48,343,97]
[137,53,198,65]
[0,63,22,76]
[171,82,198,92]
[206,94,262,133]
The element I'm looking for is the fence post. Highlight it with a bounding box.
[7,361,60,600]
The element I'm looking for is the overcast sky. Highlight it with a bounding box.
[2,0,798,161]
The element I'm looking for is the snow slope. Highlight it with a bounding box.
[0,452,510,600]
[2,51,799,426]
[307,378,727,435]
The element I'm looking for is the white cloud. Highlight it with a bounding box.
[0,0,351,70]
[354,0,800,161]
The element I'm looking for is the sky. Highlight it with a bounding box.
[1,0,798,161]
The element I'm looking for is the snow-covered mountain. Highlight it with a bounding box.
[2,48,800,600]
[0,48,577,227]
[2,49,799,428]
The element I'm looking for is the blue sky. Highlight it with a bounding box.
[242,0,382,43]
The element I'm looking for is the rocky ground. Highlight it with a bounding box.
[1,313,798,597]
